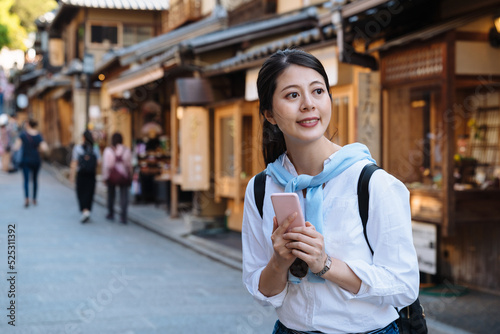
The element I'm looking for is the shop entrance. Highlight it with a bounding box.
[385,86,444,188]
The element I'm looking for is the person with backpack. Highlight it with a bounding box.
[102,132,132,224]
[70,129,100,223]
[241,49,422,334]
[12,119,48,207]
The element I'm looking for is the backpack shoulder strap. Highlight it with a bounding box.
[254,170,267,219]
[83,144,93,155]
[357,163,381,255]
[357,164,424,321]
[113,148,123,162]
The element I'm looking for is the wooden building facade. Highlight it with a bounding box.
[340,0,500,292]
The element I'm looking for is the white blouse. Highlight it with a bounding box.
[241,154,420,333]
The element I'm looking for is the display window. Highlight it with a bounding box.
[454,89,500,190]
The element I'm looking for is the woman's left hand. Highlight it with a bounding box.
[283,222,327,274]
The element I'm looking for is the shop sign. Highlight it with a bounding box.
[456,40,500,75]
[180,106,209,191]
[245,67,259,102]
[411,221,437,275]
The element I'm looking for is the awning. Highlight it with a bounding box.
[183,7,319,55]
[119,6,227,66]
[51,87,72,100]
[19,69,47,83]
[203,26,332,76]
[368,10,491,53]
[106,66,164,96]
[27,76,71,98]
[341,0,391,17]
[95,6,226,73]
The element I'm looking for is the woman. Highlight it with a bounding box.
[70,129,100,223]
[241,49,419,334]
[102,132,132,224]
[13,119,48,207]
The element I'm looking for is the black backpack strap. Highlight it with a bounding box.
[83,144,92,154]
[254,170,267,219]
[357,163,381,255]
[114,149,123,162]
[357,164,426,331]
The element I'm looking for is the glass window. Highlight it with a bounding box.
[91,25,118,44]
[123,25,154,47]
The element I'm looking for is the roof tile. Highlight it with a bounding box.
[61,0,169,11]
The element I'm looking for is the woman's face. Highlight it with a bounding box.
[265,64,331,148]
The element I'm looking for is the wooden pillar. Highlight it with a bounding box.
[251,101,264,175]
[234,101,242,212]
[170,94,179,218]
[442,31,456,238]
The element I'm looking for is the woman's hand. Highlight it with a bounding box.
[283,222,327,274]
[270,212,299,271]
[259,212,301,297]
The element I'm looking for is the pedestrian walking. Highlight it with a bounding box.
[70,129,100,223]
[102,132,132,224]
[0,113,9,171]
[12,118,48,207]
[242,49,420,334]
[7,113,20,172]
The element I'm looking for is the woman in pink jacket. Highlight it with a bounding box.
[102,132,132,224]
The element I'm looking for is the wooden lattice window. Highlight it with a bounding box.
[382,43,445,85]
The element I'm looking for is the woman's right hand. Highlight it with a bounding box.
[270,212,298,271]
[259,212,300,297]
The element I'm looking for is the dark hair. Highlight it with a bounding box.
[257,49,331,165]
[28,119,38,128]
[83,129,94,149]
[111,132,123,147]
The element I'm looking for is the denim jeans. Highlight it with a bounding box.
[107,183,129,222]
[22,162,40,199]
[272,320,399,334]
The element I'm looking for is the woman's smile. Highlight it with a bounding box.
[297,117,320,127]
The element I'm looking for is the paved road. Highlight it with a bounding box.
[0,168,276,333]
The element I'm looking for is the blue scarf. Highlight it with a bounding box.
[266,142,375,282]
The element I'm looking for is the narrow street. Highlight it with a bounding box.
[0,167,276,333]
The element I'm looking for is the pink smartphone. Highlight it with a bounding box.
[270,193,306,232]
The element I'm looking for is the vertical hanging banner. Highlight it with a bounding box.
[180,106,210,191]
[358,71,381,163]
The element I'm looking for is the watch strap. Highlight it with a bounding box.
[314,255,332,277]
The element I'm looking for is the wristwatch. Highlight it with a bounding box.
[314,254,332,277]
